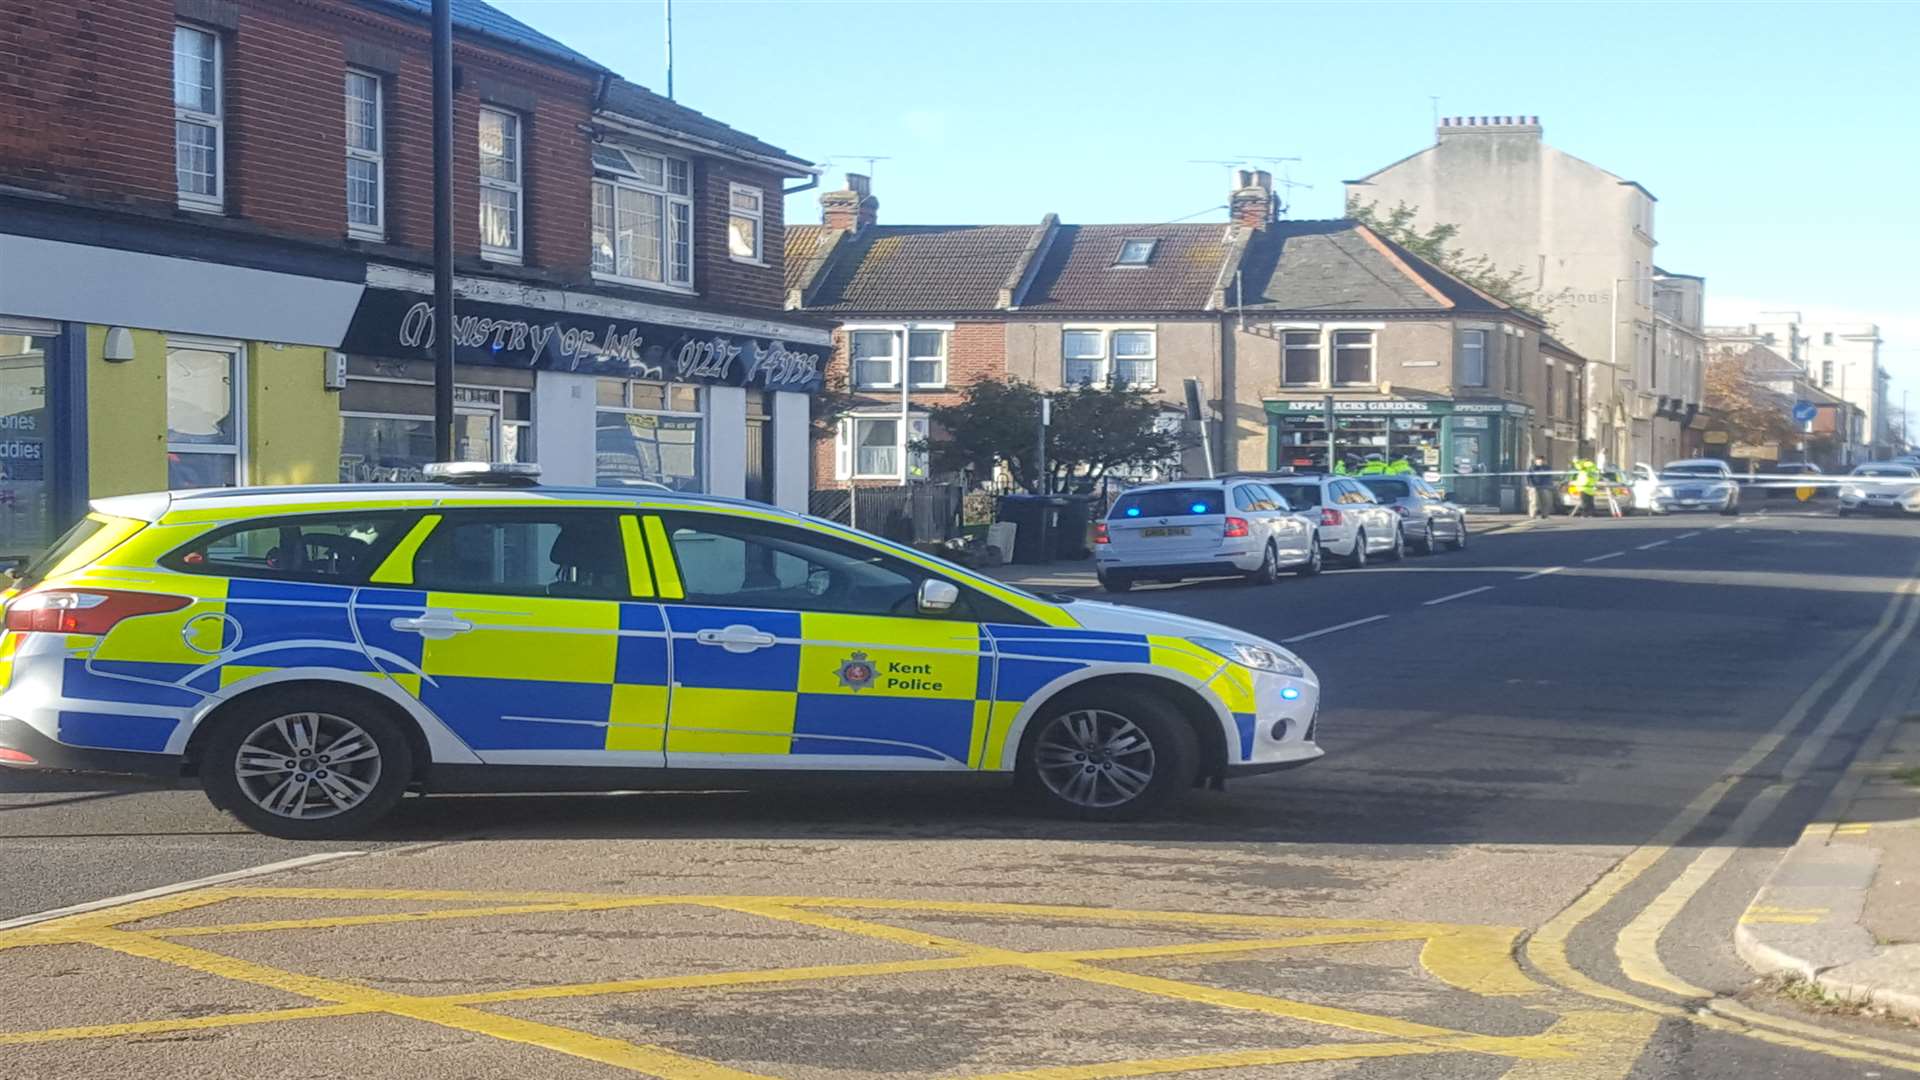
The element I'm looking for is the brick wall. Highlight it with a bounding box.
[693,159,788,310]
[0,0,596,273]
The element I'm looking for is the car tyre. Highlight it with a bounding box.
[1245,542,1279,585]
[1383,526,1406,562]
[1098,572,1133,594]
[1348,531,1369,568]
[1296,540,1324,577]
[200,688,414,840]
[1722,503,1741,517]
[1412,523,1436,555]
[1447,521,1468,551]
[1017,687,1199,821]
[1837,508,1852,518]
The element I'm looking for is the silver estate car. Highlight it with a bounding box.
[1095,479,1319,592]
[1353,476,1468,554]
[1261,475,1404,568]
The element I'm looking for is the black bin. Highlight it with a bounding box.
[995,494,1054,564]
[1050,495,1095,560]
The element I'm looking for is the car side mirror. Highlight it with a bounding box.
[1439,490,1453,502]
[917,578,960,614]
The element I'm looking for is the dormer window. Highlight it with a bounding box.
[1114,238,1157,266]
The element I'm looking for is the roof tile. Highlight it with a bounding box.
[1018,224,1230,312]
[793,225,1041,313]
[358,0,603,71]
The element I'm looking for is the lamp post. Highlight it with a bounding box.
[430,0,455,462]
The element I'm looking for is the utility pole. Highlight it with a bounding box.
[1323,393,1337,472]
[663,0,674,100]
[430,0,455,462]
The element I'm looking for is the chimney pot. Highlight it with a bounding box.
[821,173,878,233]
[1229,168,1275,228]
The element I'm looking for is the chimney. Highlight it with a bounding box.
[821,173,878,233]
[1436,114,1543,140]
[1229,168,1274,228]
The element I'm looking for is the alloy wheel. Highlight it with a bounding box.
[233,711,384,820]
[1033,708,1158,809]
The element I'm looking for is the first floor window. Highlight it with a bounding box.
[908,329,947,388]
[836,414,929,480]
[728,183,763,261]
[592,145,693,287]
[1063,330,1106,385]
[166,339,243,489]
[478,107,522,260]
[850,330,897,389]
[1545,365,1558,418]
[1111,330,1156,387]
[173,24,222,208]
[1333,329,1375,386]
[596,379,703,491]
[1061,327,1154,387]
[344,69,384,238]
[1282,330,1320,386]
[1460,329,1487,386]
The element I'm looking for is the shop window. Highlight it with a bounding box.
[596,379,703,492]
[166,339,243,489]
[478,107,522,262]
[0,324,54,552]
[173,24,222,211]
[1332,330,1374,387]
[344,70,383,240]
[340,371,530,483]
[1460,330,1486,387]
[1282,331,1321,386]
[592,146,693,288]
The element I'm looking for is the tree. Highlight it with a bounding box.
[1345,198,1568,327]
[1704,346,1797,451]
[924,377,1191,492]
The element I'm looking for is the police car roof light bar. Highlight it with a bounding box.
[423,462,544,487]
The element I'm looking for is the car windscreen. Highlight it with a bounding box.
[1361,480,1411,499]
[1111,488,1225,518]
[1660,466,1725,479]
[1853,466,1919,477]
[1269,483,1322,508]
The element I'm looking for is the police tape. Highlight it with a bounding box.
[1369,469,1919,489]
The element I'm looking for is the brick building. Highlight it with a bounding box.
[788,172,1587,508]
[0,0,828,554]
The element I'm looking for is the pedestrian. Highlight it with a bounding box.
[1527,455,1555,519]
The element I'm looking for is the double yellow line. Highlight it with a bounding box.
[1526,561,1920,1071]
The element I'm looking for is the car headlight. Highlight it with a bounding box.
[1843,485,1865,498]
[1188,636,1304,676]
[1656,485,1674,497]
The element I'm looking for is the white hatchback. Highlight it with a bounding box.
[1095,481,1318,592]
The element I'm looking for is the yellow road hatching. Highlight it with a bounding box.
[0,885,1650,1079]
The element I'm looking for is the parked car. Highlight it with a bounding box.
[1838,462,1920,516]
[1095,480,1319,592]
[1353,476,1468,553]
[1766,461,1825,500]
[1262,475,1404,568]
[1646,459,1741,515]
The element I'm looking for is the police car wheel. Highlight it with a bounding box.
[202,691,413,840]
[1020,690,1197,821]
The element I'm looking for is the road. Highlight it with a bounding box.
[3,508,1919,1079]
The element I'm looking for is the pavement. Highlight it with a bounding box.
[1737,703,1920,1017]
[5,508,1920,1078]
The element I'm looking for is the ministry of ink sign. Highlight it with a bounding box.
[341,290,828,393]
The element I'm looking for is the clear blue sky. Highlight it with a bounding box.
[498,0,1920,415]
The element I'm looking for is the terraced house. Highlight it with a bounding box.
[788,172,1587,510]
[0,0,830,556]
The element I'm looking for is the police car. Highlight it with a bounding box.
[0,464,1322,838]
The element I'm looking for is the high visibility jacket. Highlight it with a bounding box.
[1386,459,1414,475]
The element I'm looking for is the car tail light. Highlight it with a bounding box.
[4,590,191,635]
[1223,517,1250,538]
[1320,508,1343,527]
[1391,504,1410,517]
[1093,522,1110,544]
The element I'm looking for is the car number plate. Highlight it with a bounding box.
[1141,526,1190,538]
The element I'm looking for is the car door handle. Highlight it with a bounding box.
[391,614,474,639]
[694,626,778,653]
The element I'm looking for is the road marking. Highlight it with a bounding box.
[1282,614,1388,643]
[0,852,362,932]
[1581,551,1624,564]
[1423,586,1495,607]
[1677,531,1702,539]
[1740,906,1827,925]
[1833,823,1871,835]
[1517,566,1566,580]
[1635,539,1671,551]
[1527,568,1920,1068]
[968,1041,1484,1080]
[1498,1010,1663,1080]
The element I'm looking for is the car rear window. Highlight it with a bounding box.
[1270,483,1322,508]
[1361,479,1410,499]
[1854,465,1918,477]
[1661,465,1725,479]
[1111,488,1225,518]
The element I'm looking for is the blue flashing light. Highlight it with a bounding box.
[1190,503,1208,514]
[1125,507,1141,517]
[1280,687,1301,701]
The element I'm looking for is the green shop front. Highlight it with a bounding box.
[1265,398,1533,510]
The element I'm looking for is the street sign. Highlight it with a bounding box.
[1730,442,1779,460]
[1792,401,1818,423]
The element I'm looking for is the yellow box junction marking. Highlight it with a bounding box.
[0,887,1652,1078]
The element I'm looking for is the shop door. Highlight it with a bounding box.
[1449,427,1496,507]
[744,415,771,503]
